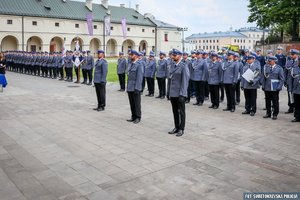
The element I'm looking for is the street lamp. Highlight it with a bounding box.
[177,27,188,52]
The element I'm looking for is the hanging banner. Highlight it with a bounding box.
[86,12,93,36]
[121,17,127,39]
[104,15,111,36]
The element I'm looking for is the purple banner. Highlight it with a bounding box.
[122,17,127,39]
[104,15,111,36]
[86,12,93,36]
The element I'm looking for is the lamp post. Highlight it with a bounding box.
[177,27,188,52]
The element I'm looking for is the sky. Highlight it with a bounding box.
[75,0,256,37]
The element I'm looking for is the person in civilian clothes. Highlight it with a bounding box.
[126,50,144,124]
[167,49,190,137]
[233,52,243,105]
[241,55,261,116]
[221,51,239,112]
[207,53,222,109]
[117,52,127,91]
[262,56,284,120]
[290,57,300,122]
[144,51,156,97]
[93,50,108,112]
[156,51,168,99]
[284,49,299,114]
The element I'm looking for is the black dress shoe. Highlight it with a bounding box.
[193,102,200,106]
[198,103,203,106]
[155,96,161,98]
[230,109,235,112]
[185,100,190,103]
[81,82,86,84]
[126,118,135,122]
[97,107,105,112]
[160,96,165,99]
[87,83,92,86]
[242,111,250,114]
[149,94,154,97]
[213,106,218,109]
[272,116,277,120]
[176,130,184,137]
[145,94,151,96]
[133,118,140,124]
[291,119,300,122]
[168,128,179,134]
[250,111,255,116]
[263,115,271,118]
[285,110,293,114]
[209,105,214,108]
[93,107,100,111]
[223,108,230,111]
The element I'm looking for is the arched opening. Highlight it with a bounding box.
[122,39,135,54]
[27,36,42,52]
[1,35,18,51]
[106,39,117,57]
[71,37,83,51]
[50,37,63,52]
[89,38,101,58]
[139,40,148,52]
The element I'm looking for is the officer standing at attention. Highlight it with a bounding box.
[167,49,190,137]
[57,53,64,80]
[93,50,108,112]
[241,55,261,116]
[221,51,239,112]
[186,50,196,103]
[144,51,156,97]
[256,48,266,72]
[156,51,168,99]
[284,49,299,114]
[86,50,94,85]
[275,46,286,68]
[233,52,243,105]
[126,50,144,124]
[262,56,284,120]
[117,52,127,91]
[207,52,222,109]
[290,57,300,122]
[81,51,88,84]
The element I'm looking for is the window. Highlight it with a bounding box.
[55,22,59,27]
[217,40,219,43]
[127,27,130,31]
[152,29,155,33]
[32,21,37,26]
[203,40,205,43]
[237,39,239,43]
[210,40,212,43]
[164,33,168,42]
[199,40,201,43]
[142,29,145,32]
[243,39,245,43]
[206,40,208,43]
[213,46,215,50]
[7,19,12,24]
[75,24,79,28]
[213,40,215,43]
[94,25,97,29]
[249,40,251,43]
[234,39,236,43]
[110,26,114,30]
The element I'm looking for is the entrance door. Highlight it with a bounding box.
[50,44,56,52]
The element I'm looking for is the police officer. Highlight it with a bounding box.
[275,47,286,68]
[233,52,243,105]
[291,56,300,122]
[73,51,83,83]
[117,52,127,91]
[144,51,156,97]
[57,52,64,80]
[207,52,222,109]
[156,51,168,99]
[81,51,88,84]
[241,55,261,116]
[256,48,266,72]
[126,50,144,124]
[167,49,190,137]
[218,55,225,102]
[221,51,239,112]
[93,50,108,112]
[284,49,299,114]
[65,51,73,82]
[186,50,196,103]
[262,56,284,120]
[86,51,94,85]
[166,51,174,100]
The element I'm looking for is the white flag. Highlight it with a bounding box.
[104,16,111,36]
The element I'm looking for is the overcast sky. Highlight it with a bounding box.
[75,0,256,37]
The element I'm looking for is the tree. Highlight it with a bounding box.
[248,0,300,41]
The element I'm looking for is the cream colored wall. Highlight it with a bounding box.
[157,28,182,53]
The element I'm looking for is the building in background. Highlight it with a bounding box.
[186,27,268,52]
[0,0,181,57]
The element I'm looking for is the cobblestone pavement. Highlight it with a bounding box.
[0,72,299,200]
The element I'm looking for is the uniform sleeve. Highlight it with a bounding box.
[135,62,144,91]
[151,62,156,78]
[253,64,261,85]
[278,67,284,90]
[233,62,239,84]
[179,64,190,97]
[102,60,108,83]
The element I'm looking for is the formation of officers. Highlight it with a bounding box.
[2,46,300,137]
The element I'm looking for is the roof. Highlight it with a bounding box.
[0,0,155,26]
[237,27,266,32]
[150,19,179,29]
[186,31,248,39]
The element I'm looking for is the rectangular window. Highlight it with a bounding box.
[110,26,114,30]
[75,24,79,28]
[127,27,130,31]
[164,33,168,42]
[55,22,59,27]
[142,29,145,32]
[32,21,37,26]
[94,25,97,29]
[7,19,13,24]
[234,39,236,43]
[199,40,201,43]
[152,30,155,33]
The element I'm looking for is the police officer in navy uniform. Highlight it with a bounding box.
[284,49,299,114]
[207,52,222,109]
[81,51,88,84]
[126,50,144,124]
[186,50,196,103]
[57,52,64,80]
[156,51,168,99]
[65,51,73,82]
[262,56,284,120]
[241,55,261,116]
[291,56,300,122]
[166,51,174,100]
[218,55,225,102]
[117,52,127,91]
[275,46,286,68]
[86,50,94,85]
[256,48,266,72]
[167,49,190,137]
[144,51,156,97]
[233,52,243,105]
[221,51,239,112]
[93,50,108,112]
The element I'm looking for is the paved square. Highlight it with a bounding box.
[0,72,300,200]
